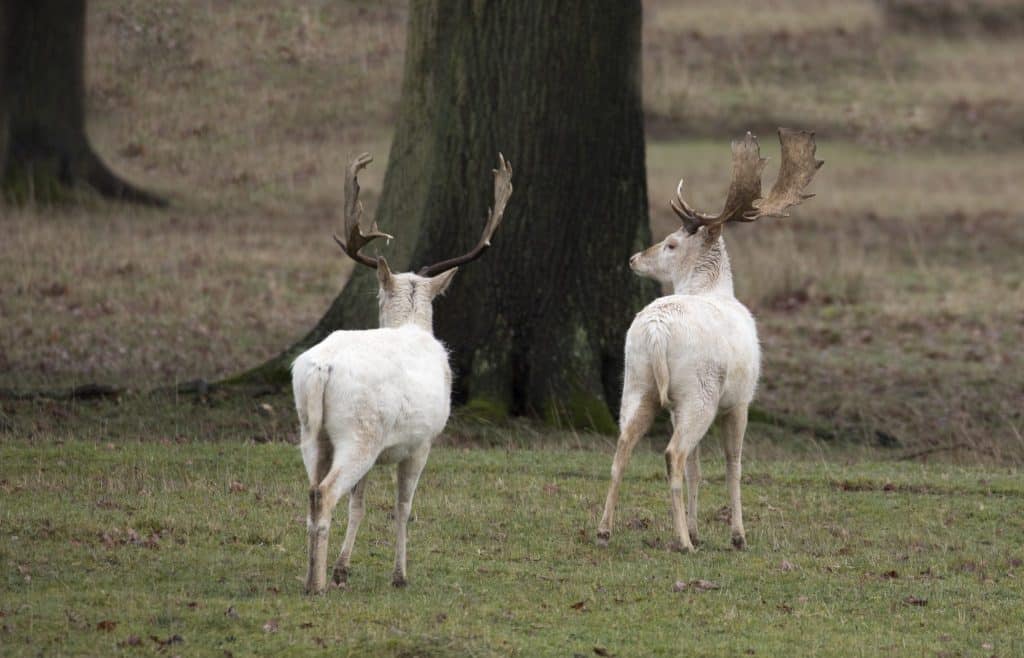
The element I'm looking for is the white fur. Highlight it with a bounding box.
[598,226,759,552]
[293,267,456,593]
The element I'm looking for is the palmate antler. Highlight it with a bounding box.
[671,128,824,237]
[333,153,393,269]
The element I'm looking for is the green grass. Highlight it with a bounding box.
[2,440,1022,656]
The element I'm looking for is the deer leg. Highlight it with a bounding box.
[721,404,749,550]
[665,401,717,553]
[331,475,368,587]
[306,446,376,595]
[685,447,702,545]
[597,388,658,546]
[393,443,431,588]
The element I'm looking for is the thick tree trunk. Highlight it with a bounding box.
[0,0,164,205]
[241,0,655,432]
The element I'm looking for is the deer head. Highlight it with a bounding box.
[630,128,823,292]
[334,153,513,331]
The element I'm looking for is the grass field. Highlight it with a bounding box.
[2,440,1022,656]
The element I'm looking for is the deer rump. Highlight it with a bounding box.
[626,295,760,411]
[292,326,452,463]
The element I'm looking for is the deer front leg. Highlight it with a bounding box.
[721,404,748,550]
[597,390,657,546]
[332,475,368,587]
[393,444,430,588]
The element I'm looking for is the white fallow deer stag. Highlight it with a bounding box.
[292,153,513,593]
[597,128,823,553]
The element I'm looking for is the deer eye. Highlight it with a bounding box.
[665,243,676,251]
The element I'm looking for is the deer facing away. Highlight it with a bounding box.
[597,129,823,552]
[292,153,512,593]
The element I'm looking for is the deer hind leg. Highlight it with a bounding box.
[597,387,659,546]
[305,444,376,595]
[720,403,749,550]
[331,475,368,587]
[392,443,431,588]
[685,448,702,545]
[665,400,717,553]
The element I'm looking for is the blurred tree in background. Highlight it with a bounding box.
[0,0,162,204]
[244,0,654,431]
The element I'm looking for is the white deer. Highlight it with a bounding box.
[293,153,513,593]
[597,129,822,552]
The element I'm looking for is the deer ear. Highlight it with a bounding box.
[427,267,458,297]
[376,257,394,289]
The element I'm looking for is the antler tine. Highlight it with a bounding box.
[333,152,393,269]
[417,153,513,278]
[745,128,824,220]
[670,178,717,234]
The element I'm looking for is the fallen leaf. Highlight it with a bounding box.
[673,579,721,592]
[570,600,587,611]
[262,619,279,633]
[692,579,721,591]
[881,570,899,580]
[150,634,183,647]
[229,481,247,493]
[780,560,795,572]
[903,596,928,606]
[594,646,613,657]
[96,620,117,632]
[625,517,650,531]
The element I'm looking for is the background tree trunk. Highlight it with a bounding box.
[241,0,655,432]
[0,0,164,205]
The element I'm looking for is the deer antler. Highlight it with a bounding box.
[333,153,393,269]
[671,129,823,235]
[417,153,513,278]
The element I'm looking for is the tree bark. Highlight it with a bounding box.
[0,0,164,205]
[239,0,655,433]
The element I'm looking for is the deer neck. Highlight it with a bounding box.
[673,238,734,297]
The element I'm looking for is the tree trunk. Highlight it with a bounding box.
[0,0,164,205]
[240,0,655,433]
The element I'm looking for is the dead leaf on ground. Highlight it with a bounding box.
[96,620,117,632]
[229,481,247,493]
[262,619,279,633]
[780,560,796,572]
[594,646,613,657]
[881,570,899,579]
[674,579,721,592]
[570,600,587,611]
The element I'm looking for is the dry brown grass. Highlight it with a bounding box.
[2,0,1022,461]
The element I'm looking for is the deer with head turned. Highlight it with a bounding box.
[596,129,823,552]
[292,153,512,593]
